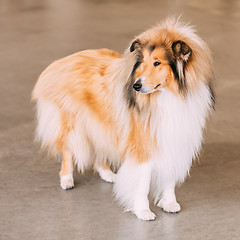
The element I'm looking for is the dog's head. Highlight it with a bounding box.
[130,38,192,95]
[128,19,213,99]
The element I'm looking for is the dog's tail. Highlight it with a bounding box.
[33,97,62,156]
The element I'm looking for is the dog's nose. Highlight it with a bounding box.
[133,80,142,91]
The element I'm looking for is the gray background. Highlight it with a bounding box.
[0,0,239,239]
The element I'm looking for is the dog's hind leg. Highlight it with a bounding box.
[59,149,74,190]
[97,161,116,183]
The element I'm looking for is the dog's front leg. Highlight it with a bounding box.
[157,183,181,213]
[133,162,156,221]
[114,159,155,221]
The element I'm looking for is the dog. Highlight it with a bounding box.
[32,18,214,221]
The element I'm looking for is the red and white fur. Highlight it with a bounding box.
[32,18,214,221]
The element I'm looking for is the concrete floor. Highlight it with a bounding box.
[0,0,240,239]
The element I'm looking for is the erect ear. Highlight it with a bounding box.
[130,39,141,52]
[172,41,192,62]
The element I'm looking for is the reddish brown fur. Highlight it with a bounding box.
[126,115,156,163]
[135,47,174,91]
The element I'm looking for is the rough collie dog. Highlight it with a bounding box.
[32,18,214,221]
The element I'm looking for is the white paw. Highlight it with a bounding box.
[135,209,156,221]
[158,200,181,213]
[98,169,116,183]
[60,174,74,190]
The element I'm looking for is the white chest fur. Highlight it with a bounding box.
[150,84,212,199]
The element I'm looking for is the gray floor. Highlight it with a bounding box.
[0,0,240,239]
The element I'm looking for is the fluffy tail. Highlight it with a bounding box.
[34,98,62,155]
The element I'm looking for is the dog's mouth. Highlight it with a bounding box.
[133,78,163,94]
[135,87,158,94]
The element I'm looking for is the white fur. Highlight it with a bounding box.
[176,61,184,80]
[35,98,61,149]
[66,105,124,172]
[151,83,212,204]
[114,158,156,220]
[97,167,116,183]
[67,118,94,172]
[114,83,212,218]
[157,184,181,212]
[36,82,211,219]
[60,174,74,190]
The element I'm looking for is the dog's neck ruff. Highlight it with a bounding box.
[146,83,212,157]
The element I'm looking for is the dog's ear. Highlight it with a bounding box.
[171,41,192,93]
[130,39,141,52]
[172,41,192,62]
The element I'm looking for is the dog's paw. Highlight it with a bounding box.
[98,169,116,183]
[135,209,156,221]
[60,174,74,190]
[158,200,181,213]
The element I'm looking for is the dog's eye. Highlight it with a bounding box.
[153,61,161,66]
